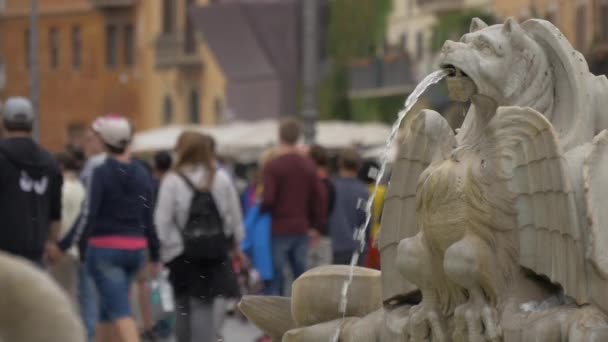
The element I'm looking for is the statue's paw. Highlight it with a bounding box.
[404,304,447,342]
[453,302,501,342]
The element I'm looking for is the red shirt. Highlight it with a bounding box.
[261,153,327,236]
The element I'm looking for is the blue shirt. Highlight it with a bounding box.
[328,177,369,253]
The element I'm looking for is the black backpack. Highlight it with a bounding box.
[177,172,229,262]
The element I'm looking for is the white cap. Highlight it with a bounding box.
[92,114,133,149]
[2,97,34,128]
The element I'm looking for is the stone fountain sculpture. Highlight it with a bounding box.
[0,251,85,341]
[240,18,608,341]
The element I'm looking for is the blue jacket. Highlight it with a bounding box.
[241,203,273,281]
[60,157,160,261]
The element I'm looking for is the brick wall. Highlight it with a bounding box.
[1,2,139,151]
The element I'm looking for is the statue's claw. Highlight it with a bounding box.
[453,301,501,342]
[403,303,447,342]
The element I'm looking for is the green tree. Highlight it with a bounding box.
[319,0,392,121]
[431,10,496,52]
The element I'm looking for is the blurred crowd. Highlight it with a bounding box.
[0,96,386,342]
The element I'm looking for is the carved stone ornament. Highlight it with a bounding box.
[240,18,608,341]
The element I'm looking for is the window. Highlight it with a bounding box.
[576,5,587,50]
[185,0,196,54]
[189,89,200,124]
[0,60,5,89]
[162,0,175,34]
[214,98,223,121]
[163,96,173,124]
[72,26,81,69]
[416,31,424,60]
[24,28,30,68]
[602,4,608,41]
[50,27,59,69]
[66,123,86,148]
[124,24,134,66]
[545,10,555,24]
[400,33,408,52]
[106,25,118,67]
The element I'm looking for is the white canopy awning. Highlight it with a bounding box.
[131,120,392,162]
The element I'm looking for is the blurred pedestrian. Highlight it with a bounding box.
[202,134,224,170]
[0,97,63,265]
[358,160,385,270]
[65,144,86,170]
[241,176,257,215]
[55,122,108,341]
[59,115,160,342]
[153,151,172,186]
[50,151,86,306]
[137,150,172,340]
[241,148,277,295]
[261,119,326,295]
[307,144,334,269]
[155,131,243,342]
[329,149,369,265]
[69,126,107,341]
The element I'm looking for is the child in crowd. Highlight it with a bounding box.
[329,149,369,265]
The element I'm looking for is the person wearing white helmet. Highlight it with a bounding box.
[91,114,133,153]
[59,114,160,342]
[0,96,63,265]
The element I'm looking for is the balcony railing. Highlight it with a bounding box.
[155,33,202,69]
[90,0,135,8]
[348,54,416,99]
[416,0,464,13]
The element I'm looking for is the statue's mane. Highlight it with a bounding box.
[457,26,556,148]
[508,33,555,118]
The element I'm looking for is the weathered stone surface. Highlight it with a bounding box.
[381,16,608,341]
[282,318,356,342]
[291,265,382,327]
[446,75,477,102]
[238,296,296,341]
[0,252,85,342]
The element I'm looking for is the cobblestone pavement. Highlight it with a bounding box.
[222,316,263,341]
[146,317,262,342]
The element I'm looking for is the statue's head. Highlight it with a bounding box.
[439,18,551,109]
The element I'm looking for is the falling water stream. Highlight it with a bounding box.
[331,69,451,342]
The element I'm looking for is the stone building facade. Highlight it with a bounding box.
[0,0,139,150]
[0,0,227,151]
[494,0,607,53]
[137,0,226,129]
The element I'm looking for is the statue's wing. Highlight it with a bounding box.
[583,130,608,312]
[379,109,455,303]
[483,106,588,303]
